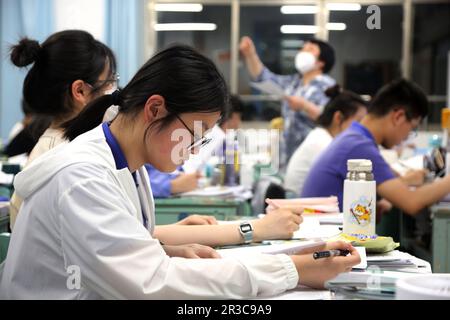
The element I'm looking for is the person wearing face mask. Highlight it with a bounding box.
[0,46,360,299]
[284,85,368,197]
[240,36,336,165]
[7,30,118,229]
[301,79,450,217]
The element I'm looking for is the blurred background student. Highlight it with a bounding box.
[240,36,336,167]
[3,100,51,158]
[301,79,450,218]
[284,85,368,197]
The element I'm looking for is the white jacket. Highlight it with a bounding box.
[0,124,298,299]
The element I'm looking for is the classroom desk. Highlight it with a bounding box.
[431,203,450,273]
[219,215,432,300]
[154,196,252,225]
[258,252,432,300]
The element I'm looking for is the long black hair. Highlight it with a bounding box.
[10,30,117,120]
[63,45,229,141]
[317,85,368,128]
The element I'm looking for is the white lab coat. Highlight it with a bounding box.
[0,124,298,299]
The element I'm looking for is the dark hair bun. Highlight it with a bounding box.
[325,84,342,99]
[10,38,41,67]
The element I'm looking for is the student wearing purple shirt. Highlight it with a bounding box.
[302,79,450,216]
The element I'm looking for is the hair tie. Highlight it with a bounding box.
[111,90,122,106]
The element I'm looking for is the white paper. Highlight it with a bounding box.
[217,239,325,258]
[180,186,235,197]
[292,217,342,239]
[352,246,368,270]
[254,285,332,300]
[391,155,424,176]
[250,81,286,98]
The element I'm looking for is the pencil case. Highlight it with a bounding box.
[335,233,400,253]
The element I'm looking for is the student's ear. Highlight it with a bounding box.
[143,95,167,123]
[333,111,344,126]
[71,80,90,109]
[391,108,407,126]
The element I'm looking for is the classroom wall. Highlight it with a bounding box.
[0,0,54,142]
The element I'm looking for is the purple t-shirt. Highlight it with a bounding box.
[301,122,395,211]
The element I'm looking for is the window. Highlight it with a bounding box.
[412,2,450,126]
[54,0,106,41]
[328,5,403,97]
[238,3,316,120]
[156,4,231,85]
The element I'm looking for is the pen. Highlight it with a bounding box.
[313,249,350,259]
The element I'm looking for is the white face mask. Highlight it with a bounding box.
[295,51,317,75]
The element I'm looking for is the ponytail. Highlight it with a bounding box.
[317,85,367,128]
[63,94,117,141]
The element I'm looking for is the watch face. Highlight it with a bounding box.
[241,224,252,232]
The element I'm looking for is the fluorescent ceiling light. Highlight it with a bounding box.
[155,3,203,12]
[326,3,361,11]
[280,5,318,14]
[280,25,318,34]
[326,22,347,30]
[154,23,217,31]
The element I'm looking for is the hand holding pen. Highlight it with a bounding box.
[289,241,361,289]
[313,249,351,259]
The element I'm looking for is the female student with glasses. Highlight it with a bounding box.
[8,30,118,229]
[1,45,360,299]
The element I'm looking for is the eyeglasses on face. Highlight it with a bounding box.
[86,73,120,92]
[174,114,212,151]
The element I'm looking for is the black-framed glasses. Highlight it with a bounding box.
[175,114,212,151]
[87,73,120,92]
[97,73,120,89]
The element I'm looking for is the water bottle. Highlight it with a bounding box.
[343,159,376,236]
[223,135,240,186]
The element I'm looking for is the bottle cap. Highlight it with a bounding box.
[347,159,372,172]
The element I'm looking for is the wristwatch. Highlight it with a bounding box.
[238,221,253,244]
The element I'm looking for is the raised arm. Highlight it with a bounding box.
[239,36,264,80]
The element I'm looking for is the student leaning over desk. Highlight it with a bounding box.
[302,79,450,216]
[0,46,360,299]
[66,90,303,246]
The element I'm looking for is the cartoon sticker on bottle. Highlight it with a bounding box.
[349,197,373,226]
